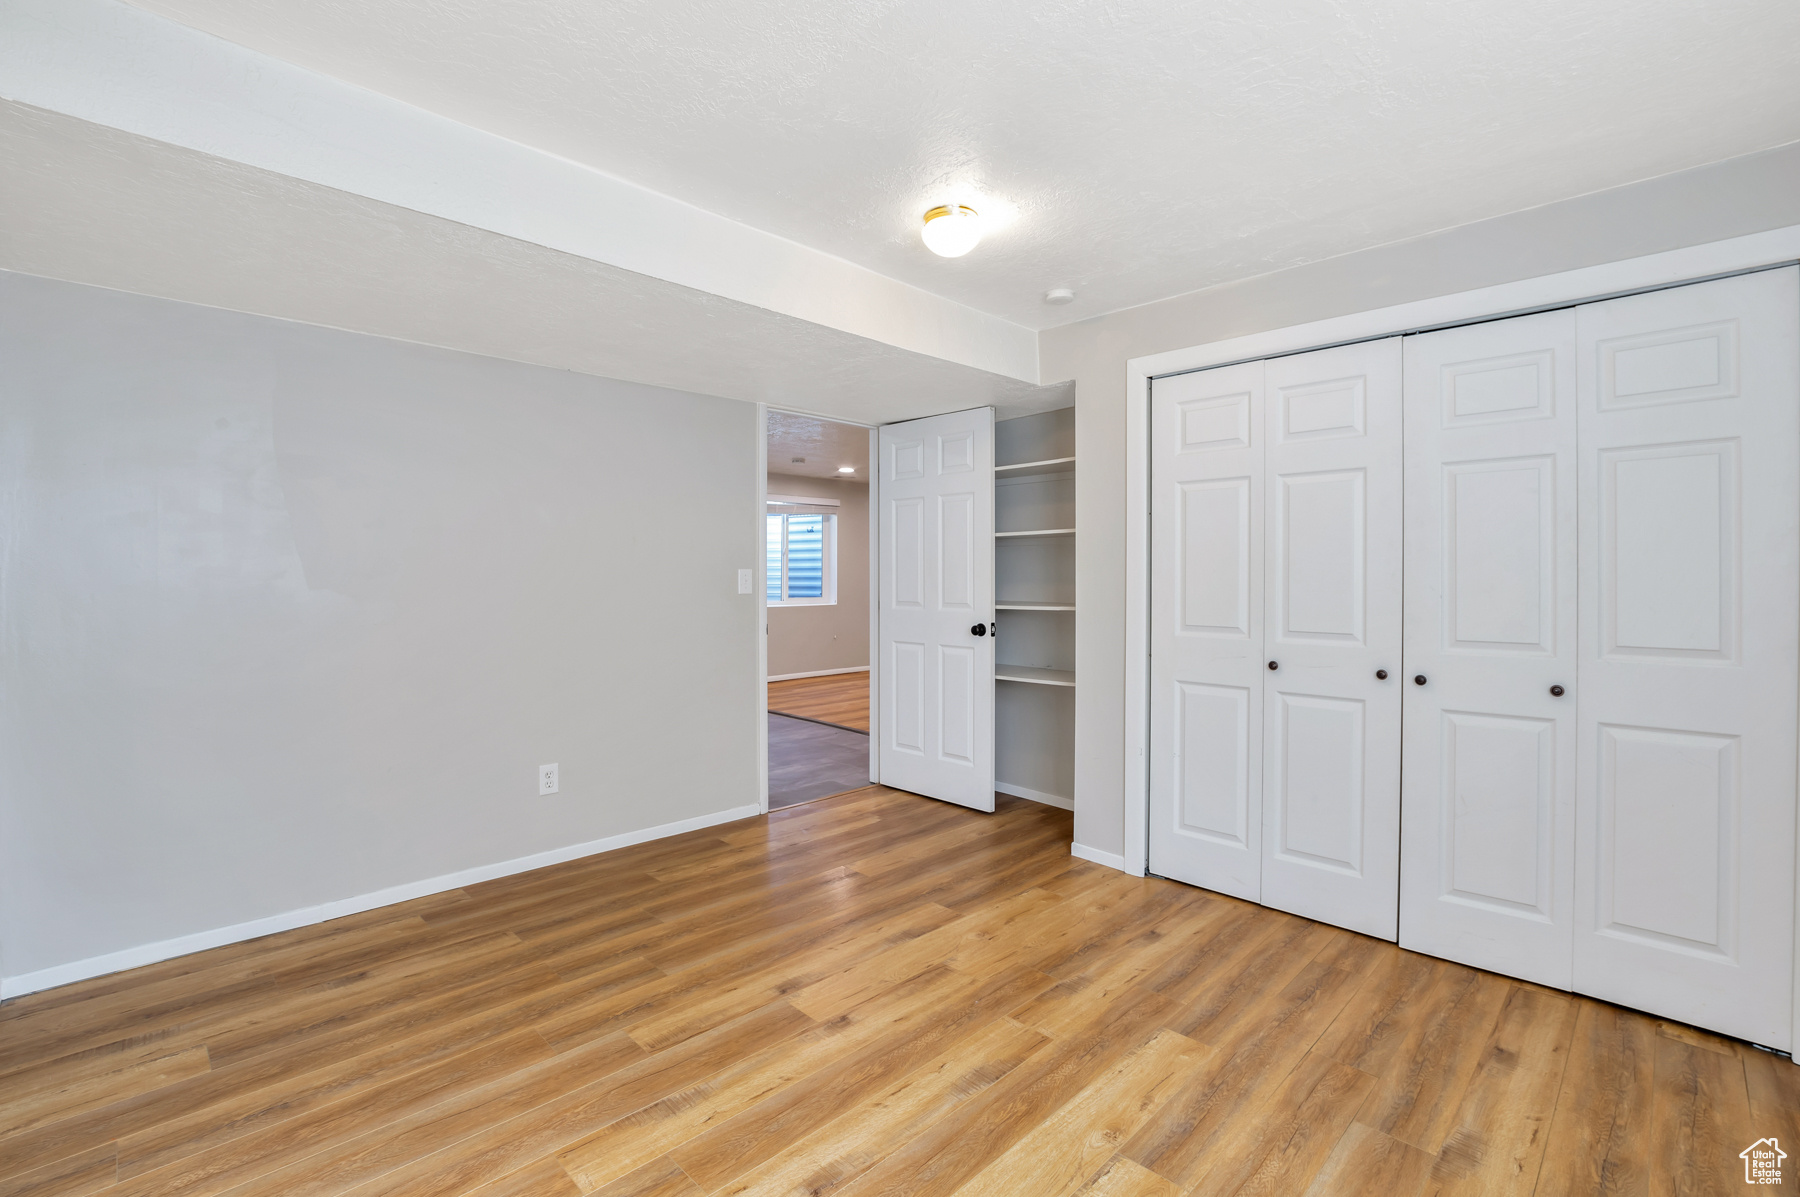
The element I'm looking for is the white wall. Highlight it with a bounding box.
[1042,140,1800,861]
[765,472,870,678]
[0,271,762,990]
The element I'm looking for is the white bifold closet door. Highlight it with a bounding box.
[877,407,996,812]
[1149,360,1265,901]
[1571,268,1798,1049]
[1400,310,1580,990]
[1400,268,1799,1048]
[1261,344,1404,938]
[1150,340,1403,939]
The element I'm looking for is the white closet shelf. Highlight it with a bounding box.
[996,602,1076,611]
[994,456,1076,478]
[996,666,1076,688]
[995,528,1076,539]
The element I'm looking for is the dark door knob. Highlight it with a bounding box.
[970,624,987,637]
[1414,675,1427,686]
[1550,684,1565,697]
[1376,670,1388,680]
[1267,660,1279,671]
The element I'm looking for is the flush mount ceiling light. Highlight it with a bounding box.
[921,205,982,258]
[837,466,856,473]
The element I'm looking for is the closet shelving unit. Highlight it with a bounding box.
[993,408,1076,809]
[994,664,1076,687]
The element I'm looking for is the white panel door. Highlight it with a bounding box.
[1260,340,1404,940]
[1400,311,1579,988]
[878,408,996,811]
[1574,268,1799,1049]
[1149,361,1265,900]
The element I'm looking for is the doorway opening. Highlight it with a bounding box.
[764,411,873,810]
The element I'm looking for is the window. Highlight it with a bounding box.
[767,512,836,605]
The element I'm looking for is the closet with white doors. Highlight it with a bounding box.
[1148,339,1404,939]
[1148,266,1800,1049]
[874,405,1077,816]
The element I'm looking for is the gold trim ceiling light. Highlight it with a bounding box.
[921,205,982,257]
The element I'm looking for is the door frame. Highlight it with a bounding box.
[756,403,768,814]
[1123,224,1800,1049]
[757,405,885,816]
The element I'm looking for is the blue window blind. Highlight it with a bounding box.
[766,515,784,602]
[785,515,825,599]
[766,512,835,603]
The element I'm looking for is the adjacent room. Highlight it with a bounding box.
[3,1,1799,1194]
[763,412,873,810]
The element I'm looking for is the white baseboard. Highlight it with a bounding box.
[767,666,870,681]
[995,782,1074,811]
[1071,841,1130,873]
[0,803,761,1001]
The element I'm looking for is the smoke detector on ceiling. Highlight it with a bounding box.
[1044,288,1076,305]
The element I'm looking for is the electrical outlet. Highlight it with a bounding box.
[539,763,559,795]
[737,568,752,594]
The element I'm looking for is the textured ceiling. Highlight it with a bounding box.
[766,412,870,482]
[122,0,1800,329]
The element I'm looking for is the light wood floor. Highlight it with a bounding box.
[1,788,1793,1197]
[767,672,869,733]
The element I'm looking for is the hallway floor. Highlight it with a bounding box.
[767,713,869,810]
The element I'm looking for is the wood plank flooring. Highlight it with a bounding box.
[1,787,1791,1197]
[767,673,870,733]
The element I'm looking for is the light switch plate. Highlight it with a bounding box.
[737,568,752,594]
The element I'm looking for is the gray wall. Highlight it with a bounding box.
[765,472,869,678]
[0,272,761,983]
[1042,140,1800,859]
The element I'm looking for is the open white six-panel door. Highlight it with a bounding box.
[877,408,996,811]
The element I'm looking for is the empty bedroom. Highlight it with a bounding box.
[2,0,1799,1194]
